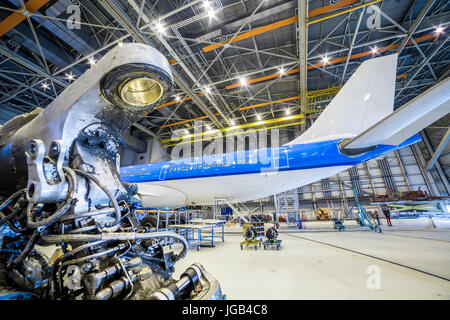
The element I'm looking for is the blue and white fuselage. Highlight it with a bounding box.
[120,135,420,207]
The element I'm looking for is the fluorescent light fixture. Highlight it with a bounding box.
[364,93,371,101]
[206,124,212,130]
[283,115,295,120]
[230,119,235,125]
[254,121,266,126]
[285,108,290,115]
[256,114,261,120]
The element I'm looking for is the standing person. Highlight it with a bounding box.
[382,205,392,227]
[372,210,381,226]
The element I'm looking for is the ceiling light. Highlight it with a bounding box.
[371,46,378,54]
[155,21,165,35]
[434,25,444,35]
[65,72,75,81]
[256,114,261,120]
[207,8,215,19]
[322,56,329,64]
[175,95,181,102]
[41,82,48,90]
[118,41,124,47]
[285,108,290,115]
[88,57,96,66]
[279,67,285,76]
[239,77,247,86]
[283,115,295,120]
[203,0,211,8]
[230,119,235,125]
[184,129,189,134]
[204,86,211,94]
[206,124,212,130]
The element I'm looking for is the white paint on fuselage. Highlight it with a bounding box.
[137,165,351,207]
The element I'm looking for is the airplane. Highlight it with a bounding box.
[120,54,450,208]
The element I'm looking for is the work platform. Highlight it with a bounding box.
[169,220,225,251]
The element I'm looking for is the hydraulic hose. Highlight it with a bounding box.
[72,169,122,227]
[26,167,77,229]
[41,231,189,262]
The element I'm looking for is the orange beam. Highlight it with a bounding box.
[0,0,49,37]
[238,96,299,111]
[154,92,204,110]
[161,113,220,128]
[225,33,437,90]
[202,16,298,53]
[202,0,361,53]
[308,0,360,18]
[226,68,300,90]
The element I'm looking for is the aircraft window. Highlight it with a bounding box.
[243,160,247,163]
[177,168,180,171]
[169,168,172,172]
[232,161,236,165]
[194,166,197,169]
[238,160,242,164]
[181,167,184,171]
[228,162,231,166]
[212,163,216,167]
[190,166,193,170]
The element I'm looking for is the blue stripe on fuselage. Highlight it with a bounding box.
[119,134,421,183]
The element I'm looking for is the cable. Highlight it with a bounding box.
[72,169,122,227]
[26,167,77,229]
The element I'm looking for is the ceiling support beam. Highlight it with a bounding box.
[396,35,448,97]
[426,128,450,170]
[420,131,450,195]
[341,8,365,84]
[298,0,308,133]
[396,0,436,55]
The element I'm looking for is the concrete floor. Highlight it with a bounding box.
[173,229,450,300]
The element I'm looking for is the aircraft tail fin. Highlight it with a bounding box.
[287,54,398,145]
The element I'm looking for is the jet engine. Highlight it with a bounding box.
[0,43,223,300]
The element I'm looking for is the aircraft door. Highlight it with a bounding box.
[159,165,169,180]
[272,146,290,170]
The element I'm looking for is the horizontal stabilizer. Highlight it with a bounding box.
[341,78,450,151]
